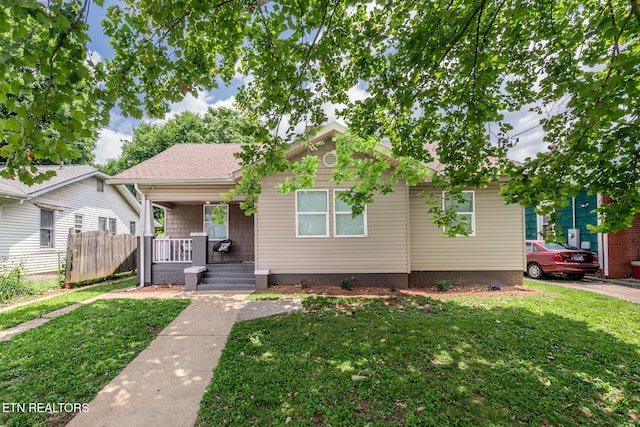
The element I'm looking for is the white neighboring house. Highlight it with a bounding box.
[0,165,140,274]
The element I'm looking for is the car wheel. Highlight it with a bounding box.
[567,273,585,280]
[527,263,544,280]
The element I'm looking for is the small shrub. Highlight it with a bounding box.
[390,284,397,292]
[299,280,308,289]
[0,263,28,304]
[435,279,450,292]
[340,277,352,290]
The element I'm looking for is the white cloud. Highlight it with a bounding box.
[94,128,131,164]
[86,50,102,64]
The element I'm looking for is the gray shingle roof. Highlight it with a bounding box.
[111,144,244,181]
[0,165,104,196]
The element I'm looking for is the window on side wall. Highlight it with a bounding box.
[204,204,228,240]
[98,217,107,232]
[74,214,83,233]
[109,218,117,234]
[296,190,329,237]
[129,221,136,235]
[443,191,475,236]
[40,208,55,247]
[97,180,104,192]
[333,190,367,237]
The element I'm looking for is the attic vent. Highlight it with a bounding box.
[323,151,338,167]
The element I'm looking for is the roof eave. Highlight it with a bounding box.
[28,170,110,197]
[107,177,236,185]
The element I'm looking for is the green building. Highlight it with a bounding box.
[524,189,599,253]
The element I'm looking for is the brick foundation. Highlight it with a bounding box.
[409,270,523,287]
[151,263,190,285]
[269,273,409,289]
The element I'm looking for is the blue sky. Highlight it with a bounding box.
[87,2,547,165]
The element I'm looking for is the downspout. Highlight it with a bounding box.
[572,197,576,229]
[597,194,608,277]
[136,184,145,287]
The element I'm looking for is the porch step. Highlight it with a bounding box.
[197,263,255,290]
[197,283,256,291]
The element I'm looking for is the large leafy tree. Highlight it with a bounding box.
[100,107,269,175]
[2,0,639,233]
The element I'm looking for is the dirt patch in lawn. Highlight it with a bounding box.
[264,284,541,298]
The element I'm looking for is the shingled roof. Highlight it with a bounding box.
[110,144,244,182]
[0,165,106,197]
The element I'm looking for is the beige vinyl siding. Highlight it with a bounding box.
[409,183,524,271]
[256,140,409,274]
[0,176,139,273]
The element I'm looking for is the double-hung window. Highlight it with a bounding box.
[333,190,367,237]
[204,204,228,240]
[98,217,107,232]
[109,218,117,234]
[129,221,136,235]
[40,208,54,247]
[443,191,475,236]
[296,190,329,237]
[74,214,83,233]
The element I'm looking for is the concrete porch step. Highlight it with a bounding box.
[201,271,255,279]
[196,283,256,291]
[200,276,256,285]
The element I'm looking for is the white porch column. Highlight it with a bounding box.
[136,185,154,287]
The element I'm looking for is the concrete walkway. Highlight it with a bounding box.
[531,278,640,304]
[65,291,302,427]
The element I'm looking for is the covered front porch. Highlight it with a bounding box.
[136,183,262,290]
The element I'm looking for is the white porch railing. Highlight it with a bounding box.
[153,238,192,263]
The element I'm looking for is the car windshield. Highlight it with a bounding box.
[538,242,570,250]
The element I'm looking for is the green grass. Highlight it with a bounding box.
[0,278,136,331]
[198,281,640,426]
[0,298,190,427]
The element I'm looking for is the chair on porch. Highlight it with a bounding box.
[213,239,232,262]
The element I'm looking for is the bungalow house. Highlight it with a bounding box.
[109,123,525,290]
[525,192,640,279]
[0,165,140,274]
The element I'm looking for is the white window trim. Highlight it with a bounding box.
[74,214,84,233]
[108,218,117,234]
[98,216,107,232]
[40,208,55,248]
[442,190,476,237]
[295,189,329,238]
[129,221,136,235]
[203,204,229,241]
[333,189,367,237]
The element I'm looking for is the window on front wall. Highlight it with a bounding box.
[334,190,367,237]
[74,214,83,233]
[443,191,475,236]
[40,208,54,247]
[296,190,329,237]
[204,204,228,240]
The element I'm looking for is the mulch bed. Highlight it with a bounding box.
[265,283,541,298]
[128,283,542,298]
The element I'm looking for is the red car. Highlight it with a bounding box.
[525,240,600,280]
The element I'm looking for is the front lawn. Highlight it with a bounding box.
[198,281,640,426]
[0,298,190,427]
[0,277,135,331]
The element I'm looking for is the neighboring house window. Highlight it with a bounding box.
[204,204,228,240]
[99,217,107,232]
[296,190,329,237]
[97,180,104,192]
[129,221,136,235]
[443,191,475,236]
[333,190,367,237]
[74,214,83,233]
[109,218,117,234]
[40,208,55,248]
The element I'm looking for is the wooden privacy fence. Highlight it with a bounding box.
[65,230,137,285]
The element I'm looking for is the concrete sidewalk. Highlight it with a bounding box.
[66,293,302,427]
[532,278,640,304]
